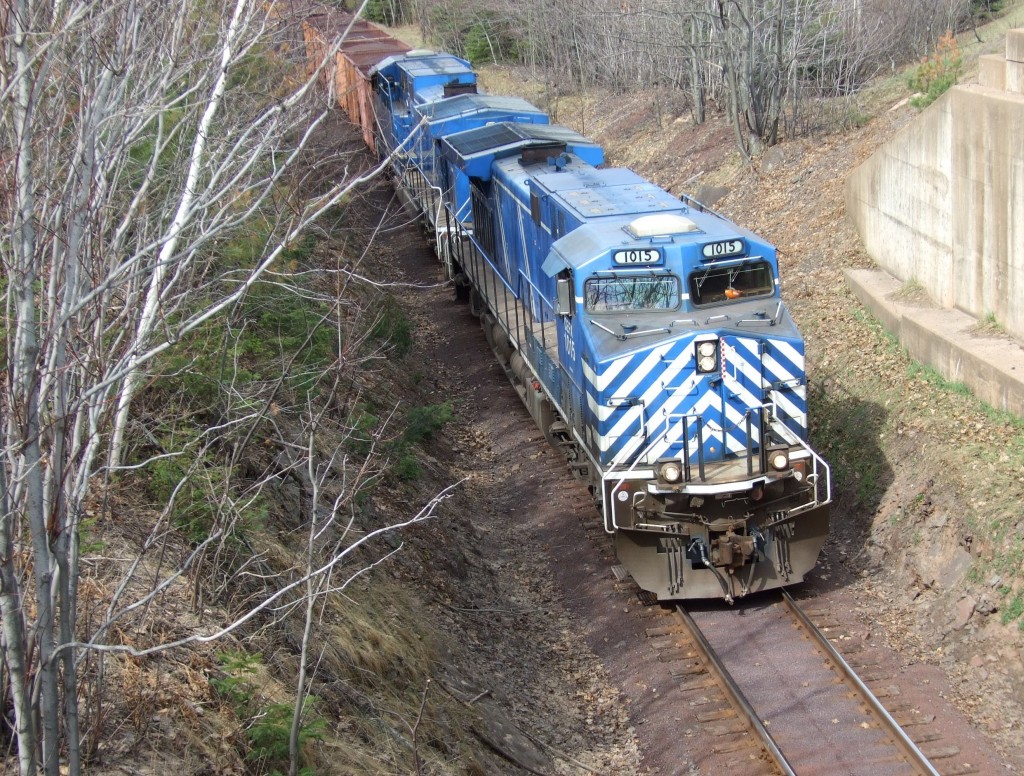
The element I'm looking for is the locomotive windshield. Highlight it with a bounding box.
[585,275,680,312]
[688,260,774,306]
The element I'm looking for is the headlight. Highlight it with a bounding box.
[695,340,719,374]
[769,449,790,471]
[660,461,683,483]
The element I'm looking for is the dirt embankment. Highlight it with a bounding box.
[65,120,643,775]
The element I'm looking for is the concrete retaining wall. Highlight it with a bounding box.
[846,30,1024,341]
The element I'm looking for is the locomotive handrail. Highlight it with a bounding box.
[601,409,710,533]
[517,268,554,314]
[460,231,517,296]
[602,421,671,533]
[765,416,832,512]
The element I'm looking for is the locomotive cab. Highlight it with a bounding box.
[542,210,831,602]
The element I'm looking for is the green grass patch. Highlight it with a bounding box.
[146,436,268,543]
[342,400,453,482]
[154,221,336,419]
[136,221,336,542]
[369,296,413,357]
[895,277,927,300]
[906,361,972,396]
[403,402,453,445]
[1001,590,1024,626]
[211,651,325,775]
[247,698,326,773]
[851,306,905,356]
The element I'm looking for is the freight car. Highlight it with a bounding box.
[314,11,831,601]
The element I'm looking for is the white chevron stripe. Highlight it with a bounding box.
[771,386,808,430]
[596,407,643,446]
[724,408,762,455]
[586,351,635,392]
[607,344,671,397]
[604,371,710,460]
[642,371,773,461]
[596,342,688,456]
[639,380,710,460]
[722,400,762,438]
[722,371,763,410]
[730,338,769,388]
[733,337,760,359]
[771,339,805,370]
[605,348,692,440]
[609,433,644,461]
[724,430,747,454]
[632,375,704,460]
[762,352,798,385]
[596,335,811,463]
[686,386,722,417]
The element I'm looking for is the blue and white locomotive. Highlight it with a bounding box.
[367,50,830,601]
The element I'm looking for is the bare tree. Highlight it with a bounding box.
[407,0,977,152]
[0,1,448,773]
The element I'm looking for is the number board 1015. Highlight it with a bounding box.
[613,248,661,265]
[701,239,744,259]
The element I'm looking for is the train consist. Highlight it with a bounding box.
[305,12,831,601]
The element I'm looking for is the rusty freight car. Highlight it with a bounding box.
[303,9,409,153]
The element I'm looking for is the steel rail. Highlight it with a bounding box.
[673,605,796,776]
[780,590,941,776]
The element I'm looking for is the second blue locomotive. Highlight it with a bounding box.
[368,50,830,601]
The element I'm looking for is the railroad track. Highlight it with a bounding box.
[609,564,984,776]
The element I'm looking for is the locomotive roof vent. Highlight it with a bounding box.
[625,213,699,239]
[520,143,567,166]
[407,49,435,57]
[443,82,478,97]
